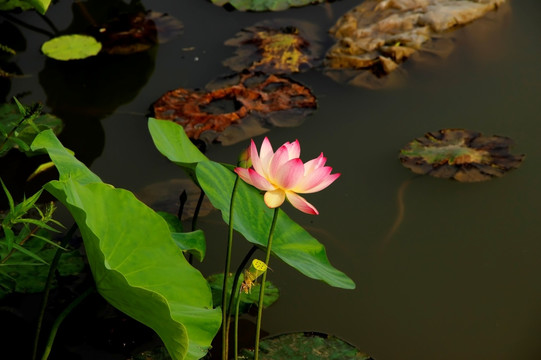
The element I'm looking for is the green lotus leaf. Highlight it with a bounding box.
[148,117,208,170]
[148,118,355,290]
[399,129,525,182]
[158,211,206,262]
[41,35,102,61]
[31,130,221,360]
[240,332,373,359]
[211,0,325,12]
[0,0,51,14]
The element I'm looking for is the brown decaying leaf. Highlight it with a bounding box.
[93,11,182,55]
[223,19,323,74]
[152,72,317,144]
[399,129,525,182]
[324,0,507,88]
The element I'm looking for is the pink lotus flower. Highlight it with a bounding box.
[234,137,340,215]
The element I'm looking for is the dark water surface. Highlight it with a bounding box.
[5,0,541,359]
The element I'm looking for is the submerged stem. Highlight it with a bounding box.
[40,286,95,360]
[254,207,280,360]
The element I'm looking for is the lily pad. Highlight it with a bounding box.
[41,34,102,61]
[211,0,326,12]
[90,11,183,55]
[224,19,322,74]
[240,332,374,359]
[325,0,506,88]
[399,129,524,182]
[152,72,317,145]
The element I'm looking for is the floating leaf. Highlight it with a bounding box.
[224,19,322,74]
[208,273,279,314]
[399,129,524,182]
[148,118,355,290]
[152,72,317,145]
[31,130,221,360]
[89,11,183,55]
[240,332,374,359]
[41,34,101,61]
[325,0,507,88]
[211,0,326,12]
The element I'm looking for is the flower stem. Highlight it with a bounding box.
[253,207,280,360]
[227,245,257,318]
[234,288,243,360]
[222,176,240,360]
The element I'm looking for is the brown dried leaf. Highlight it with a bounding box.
[152,72,317,145]
[223,19,323,74]
[92,11,182,55]
[324,0,507,88]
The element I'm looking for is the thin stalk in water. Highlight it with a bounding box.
[233,287,243,360]
[253,207,280,360]
[224,245,257,354]
[32,224,77,360]
[40,286,95,360]
[222,176,241,360]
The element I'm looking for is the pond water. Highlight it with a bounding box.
[3,0,541,359]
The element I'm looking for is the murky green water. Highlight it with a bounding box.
[4,0,541,359]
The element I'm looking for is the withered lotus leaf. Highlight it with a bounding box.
[91,11,183,55]
[325,0,506,88]
[399,129,524,182]
[152,72,317,145]
[224,20,322,74]
[211,0,326,12]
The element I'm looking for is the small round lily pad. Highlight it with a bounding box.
[399,129,525,182]
[240,332,374,360]
[41,34,102,61]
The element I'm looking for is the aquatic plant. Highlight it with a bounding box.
[232,136,340,359]
[22,119,353,360]
[399,129,525,182]
[235,137,340,214]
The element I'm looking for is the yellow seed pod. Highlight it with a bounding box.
[240,259,268,294]
[249,259,268,280]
